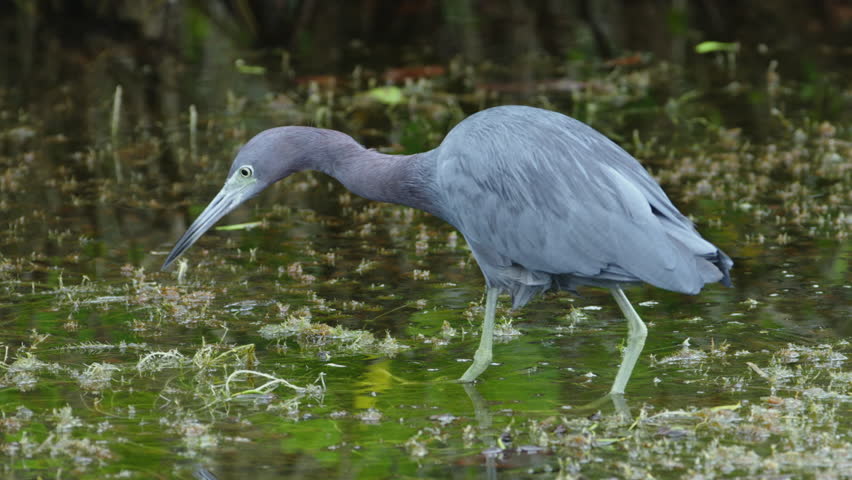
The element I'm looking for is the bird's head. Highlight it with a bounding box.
[161,127,315,270]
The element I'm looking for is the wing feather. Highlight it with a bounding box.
[435,106,724,295]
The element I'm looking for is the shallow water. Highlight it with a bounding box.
[1,41,850,480]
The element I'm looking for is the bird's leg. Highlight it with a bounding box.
[459,287,500,383]
[609,287,648,395]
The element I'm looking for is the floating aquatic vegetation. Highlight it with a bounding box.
[412,268,431,280]
[494,318,522,338]
[0,354,62,392]
[74,362,120,392]
[224,369,307,398]
[136,349,187,373]
[655,338,709,366]
[258,314,410,357]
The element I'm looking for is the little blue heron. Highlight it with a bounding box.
[162,105,732,394]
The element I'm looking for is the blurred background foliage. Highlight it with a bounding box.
[2,0,851,158]
[3,1,851,102]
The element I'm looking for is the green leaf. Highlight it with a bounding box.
[215,221,262,231]
[694,41,739,54]
[234,59,266,75]
[367,86,404,105]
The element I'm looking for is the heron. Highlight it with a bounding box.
[162,105,732,394]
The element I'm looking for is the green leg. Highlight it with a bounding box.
[459,287,500,383]
[609,287,648,395]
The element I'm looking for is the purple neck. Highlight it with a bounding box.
[307,129,443,218]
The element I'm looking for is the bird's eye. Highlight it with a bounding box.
[238,166,253,178]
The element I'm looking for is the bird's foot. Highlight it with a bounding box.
[458,352,492,383]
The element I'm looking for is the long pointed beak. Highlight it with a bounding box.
[161,185,244,270]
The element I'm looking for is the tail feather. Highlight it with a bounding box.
[504,265,551,309]
[710,249,734,287]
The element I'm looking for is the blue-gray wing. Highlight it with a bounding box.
[435,106,730,303]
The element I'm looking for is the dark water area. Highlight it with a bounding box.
[0,2,850,479]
